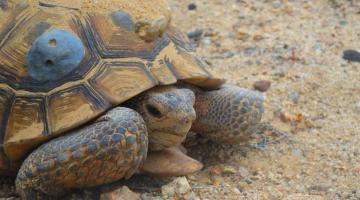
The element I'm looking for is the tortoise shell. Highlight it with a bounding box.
[0,0,224,171]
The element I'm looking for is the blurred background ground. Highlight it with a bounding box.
[2,0,360,199]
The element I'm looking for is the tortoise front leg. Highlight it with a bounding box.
[15,107,148,199]
[191,85,264,144]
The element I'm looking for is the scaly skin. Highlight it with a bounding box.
[189,84,264,144]
[16,107,148,199]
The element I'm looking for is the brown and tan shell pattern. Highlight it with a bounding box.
[0,0,224,172]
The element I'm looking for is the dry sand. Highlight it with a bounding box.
[167,0,360,199]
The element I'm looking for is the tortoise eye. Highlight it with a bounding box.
[146,104,162,118]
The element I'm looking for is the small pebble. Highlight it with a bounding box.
[188,29,203,39]
[273,69,287,77]
[292,148,304,157]
[188,3,197,10]
[211,175,224,186]
[340,20,348,26]
[237,31,250,41]
[244,47,258,56]
[140,193,153,200]
[254,80,271,92]
[202,37,211,45]
[272,0,282,8]
[0,0,7,9]
[210,165,222,175]
[161,177,195,199]
[253,35,265,41]
[313,43,323,55]
[220,165,237,174]
[223,51,235,58]
[100,186,140,200]
[355,101,360,113]
[288,91,300,103]
[237,166,250,179]
[308,183,331,192]
[232,188,241,195]
[343,49,360,62]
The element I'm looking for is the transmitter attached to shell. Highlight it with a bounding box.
[26,29,85,82]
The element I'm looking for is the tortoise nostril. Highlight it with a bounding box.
[146,104,162,118]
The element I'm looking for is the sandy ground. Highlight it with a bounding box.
[166,0,360,199]
[1,0,360,199]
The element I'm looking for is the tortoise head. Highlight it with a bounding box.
[131,86,196,151]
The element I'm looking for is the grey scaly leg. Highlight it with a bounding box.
[191,85,264,144]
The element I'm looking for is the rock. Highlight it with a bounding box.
[308,183,331,193]
[273,69,287,77]
[220,165,237,174]
[232,188,241,195]
[210,165,237,175]
[254,80,271,92]
[292,148,304,157]
[0,0,8,9]
[279,112,304,123]
[223,51,235,58]
[188,3,197,10]
[288,91,300,103]
[340,20,348,26]
[211,175,224,186]
[244,47,258,56]
[353,190,360,199]
[272,0,282,8]
[238,181,250,191]
[140,193,152,200]
[237,31,250,41]
[253,35,265,41]
[343,50,360,62]
[355,101,360,113]
[161,177,196,199]
[161,185,175,198]
[100,186,140,200]
[209,165,222,175]
[188,29,203,39]
[237,166,250,179]
[313,43,323,55]
[188,172,212,184]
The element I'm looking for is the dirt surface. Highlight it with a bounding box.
[167,0,360,199]
[1,0,360,199]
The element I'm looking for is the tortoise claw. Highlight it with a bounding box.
[140,146,203,177]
